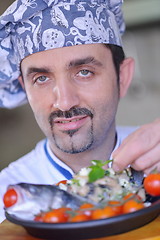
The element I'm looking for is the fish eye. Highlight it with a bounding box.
[28,186,41,195]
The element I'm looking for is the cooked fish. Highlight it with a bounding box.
[4,183,89,220]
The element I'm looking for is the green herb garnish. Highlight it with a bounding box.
[88,160,113,183]
[71,178,80,186]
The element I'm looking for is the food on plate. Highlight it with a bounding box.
[3,160,160,223]
[3,182,90,220]
[63,160,145,203]
[41,207,71,223]
[144,173,160,196]
[3,188,18,208]
[122,199,144,214]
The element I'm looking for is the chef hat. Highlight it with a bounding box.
[0,0,125,108]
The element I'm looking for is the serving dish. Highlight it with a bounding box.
[5,196,160,240]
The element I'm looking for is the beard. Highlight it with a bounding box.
[48,107,94,154]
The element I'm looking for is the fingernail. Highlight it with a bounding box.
[113,163,120,172]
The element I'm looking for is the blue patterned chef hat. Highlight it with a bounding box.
[0,0,125,108]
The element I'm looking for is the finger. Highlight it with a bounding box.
[114,120,160,156]
[112,120,160,171]
[131,142,160,171]
[114,119,160,156]
[143,162,160,175]
[113,128,139,156]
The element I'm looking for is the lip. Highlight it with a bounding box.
[53,115,90,131]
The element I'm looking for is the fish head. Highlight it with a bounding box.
[4,183,53,220]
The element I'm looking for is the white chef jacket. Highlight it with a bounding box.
[0,126,137,223]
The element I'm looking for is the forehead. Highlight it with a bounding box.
[21,44,112,68]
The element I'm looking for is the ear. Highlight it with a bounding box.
[119,57,135,98]
[18,75,25,90]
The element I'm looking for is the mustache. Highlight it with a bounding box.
[49,107,93,126]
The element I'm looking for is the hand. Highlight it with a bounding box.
[112,119,160,175]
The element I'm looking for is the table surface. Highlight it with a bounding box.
[0,216,160,240]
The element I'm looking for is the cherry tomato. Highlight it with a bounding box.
[34,213,44,222]
[92,206,117,220]
[70,212,90,222]
[79,203,94,217]
[56,180,67,186]
[3,188,18,208]
[42,208,70,223]
[79,203,94,209]
[123,200,144,214]
[123,193,142,202]
[144,173,160,196]
[108,200,123,215]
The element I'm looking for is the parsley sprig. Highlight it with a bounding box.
[88,160,113,183]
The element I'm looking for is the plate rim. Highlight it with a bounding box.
[5,198,160,230]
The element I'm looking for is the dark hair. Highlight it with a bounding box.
[105,44,125,79]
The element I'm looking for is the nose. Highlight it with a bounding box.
[52,78,80,111]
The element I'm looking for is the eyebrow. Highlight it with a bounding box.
[68,57,103,68]
[26,67,51,77]
[25,57,103,77]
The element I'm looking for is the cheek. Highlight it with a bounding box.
[25,89,51,130]
[91,81,119,122]
[26,91,41,116]
[87,77,119,106]
[31,105,51,138]
[26,92,35,106]
[25,85,52,112]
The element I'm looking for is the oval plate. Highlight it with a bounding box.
[5,196,160,240]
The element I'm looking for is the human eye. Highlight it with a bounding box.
[77,69,93,78]
[33,75,49,84]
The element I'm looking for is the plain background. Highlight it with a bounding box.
[0,0,160,170]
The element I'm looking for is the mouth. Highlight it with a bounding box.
[53,115,89,131]
[55,117,85,123]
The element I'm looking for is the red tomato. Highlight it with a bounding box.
[70,213,90,222]
[79,203,94,209]
[42,208,70,223]
[34,213,44,222]
[3,188,18,208]
[56,180,67,186]
[92,206,117,220]
[108,200,123,215]
[79,203,94,217]
[123,200,144,214]
[123,193,143,202]
[144,173,160,196]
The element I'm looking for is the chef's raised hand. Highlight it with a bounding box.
[112,119,160,175]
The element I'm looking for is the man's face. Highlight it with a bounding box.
[20,44,120,156]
